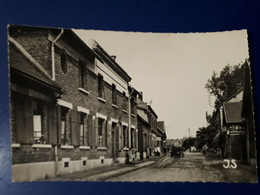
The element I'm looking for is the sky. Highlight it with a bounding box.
[73,29,249,139]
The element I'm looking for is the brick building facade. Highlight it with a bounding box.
[136,93,166,159]
[9,25,139,181]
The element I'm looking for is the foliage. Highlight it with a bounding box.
[205,63,245,108]
[193,61,247,149]
[195,126,216,149]
[182,137,196,150]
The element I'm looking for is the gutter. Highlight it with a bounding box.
[128,85,134,148]
[51,29,64,80]
[51,29,64,177]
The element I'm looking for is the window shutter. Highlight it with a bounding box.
[87,115,93,147]
[71,110,80,146]
[15,97,34,144]
[25,98,34,143]
[102,120,107,147]
[48,102,57,145]
[15,97,26,143]
[118,124,121,150]
[126,127,129,148]
[57,105,61,145]
[95,118,99,147]
[105,120,108,147]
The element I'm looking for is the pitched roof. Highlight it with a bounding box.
[225,89,243,103]
[9,41,61,91]
[223,102,244,123]
[90,39,132,82]
[157,121,165,133]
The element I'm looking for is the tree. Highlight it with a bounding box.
[182,137,196,150]
[195,126,216,149]
[200,61,247,150]
[205,62,245,108]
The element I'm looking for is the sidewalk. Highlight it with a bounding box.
[43,155,167,182]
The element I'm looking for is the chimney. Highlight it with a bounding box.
[111,55,116,61]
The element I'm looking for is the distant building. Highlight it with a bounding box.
[156,121,167,153]
[166,139,183,148]
[136,93,166,159]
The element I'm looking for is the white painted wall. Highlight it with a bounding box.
[94,59,129,95]
[228,91,243,102]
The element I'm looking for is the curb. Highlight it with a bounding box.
[93,161,157,181]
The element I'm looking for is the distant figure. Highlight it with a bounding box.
[202,145,208,155]
[136,151,141,161]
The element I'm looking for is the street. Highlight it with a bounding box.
[44,151,257,183]
[106,152,257,183]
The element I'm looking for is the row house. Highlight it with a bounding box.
[214,60,256,165]
[9,25,138,181]
[136,93,165,159]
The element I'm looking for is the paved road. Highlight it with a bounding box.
[106,152,257,182]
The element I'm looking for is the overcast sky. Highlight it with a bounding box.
[74,29,249,139]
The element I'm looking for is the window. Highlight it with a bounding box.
[112,84,117,105]
[122,125,128,148]
[79,61,87,89]
[122,92,127,110]
[98,118,106,147]
[131,99,135,114]
[61,107,69,145]
[60,51,68,74]
[80,113,87,145]
[98,74,104,98]
[11,95,50,145]
[33,100,43,144]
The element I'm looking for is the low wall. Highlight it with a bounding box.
[12,157,116,181]
[12,161,56,182]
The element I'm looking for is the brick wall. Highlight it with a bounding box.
[11,28,138,164]
[12,145,55,164]
[11,30,52,75]
[53,38,138,160]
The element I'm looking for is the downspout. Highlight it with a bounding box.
[128,85,134,149]
[52,29,63,177]
[51,29,64,80]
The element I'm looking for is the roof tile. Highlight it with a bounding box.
[223,102,243,123]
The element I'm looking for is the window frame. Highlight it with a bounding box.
[112,84,117,105]
[79,112,87,146]
[79,61,87,90]
[32,100,44,144]
[97,117,106,147]
[98,74,104,99]
[122,92,127,110]
[60,107,69,145]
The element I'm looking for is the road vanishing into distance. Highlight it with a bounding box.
[106,152,257,183]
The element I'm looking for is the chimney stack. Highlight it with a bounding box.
[111,55,116,61]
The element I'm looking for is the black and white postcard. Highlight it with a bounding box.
[9,25,258,183]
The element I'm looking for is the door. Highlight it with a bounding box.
[112,122,118,160]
